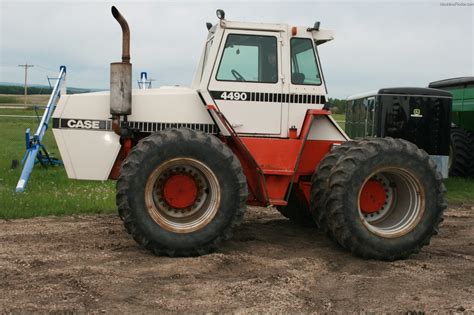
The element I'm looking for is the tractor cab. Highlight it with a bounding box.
[193,13,334,137]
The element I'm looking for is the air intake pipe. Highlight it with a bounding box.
[110,6,132,136]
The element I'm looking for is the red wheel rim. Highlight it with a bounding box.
[163,174,198,209]
[360,179,387,214]
[357,168,425,238]
[145,158,221,234]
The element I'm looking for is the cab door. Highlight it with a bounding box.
[208,30,283,135]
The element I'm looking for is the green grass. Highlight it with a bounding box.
[331,113,345,130]
[0,94,50,105]
[444,177,474,204]
[0,108,43,116]
[0,109,115,219]
[0,95,18,104]
[0,107,472,220]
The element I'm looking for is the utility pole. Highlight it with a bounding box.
[18,63,34,107]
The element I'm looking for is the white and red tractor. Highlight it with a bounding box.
[51,7,446,260]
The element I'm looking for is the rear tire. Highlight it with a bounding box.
[325,138,446,261]
[449,127,473,177]
[117,128,248,256]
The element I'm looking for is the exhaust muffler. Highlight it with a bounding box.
[110,6,132,135]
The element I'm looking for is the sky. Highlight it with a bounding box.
[0,0,473,98]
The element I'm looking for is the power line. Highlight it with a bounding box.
[18,63,34,107]
[32,66,58,90]
[36,65,58,73]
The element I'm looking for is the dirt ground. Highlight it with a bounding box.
[0,205,473,313]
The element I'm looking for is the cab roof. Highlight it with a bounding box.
[210,19,334,45]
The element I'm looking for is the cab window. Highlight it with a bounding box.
[290,38,321,85]
[216,34,278,83]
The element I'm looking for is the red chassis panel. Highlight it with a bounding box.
[241,137,337,205]
[209,107,344,207]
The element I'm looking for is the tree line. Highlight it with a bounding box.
[0,85,96,95]
[328,98,347,114]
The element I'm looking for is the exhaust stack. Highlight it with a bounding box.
[110,6,132,131]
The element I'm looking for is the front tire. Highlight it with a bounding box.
[117,128,248,256]
[325,138,446,260]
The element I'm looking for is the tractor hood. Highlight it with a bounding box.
[53,86,213,127]
[52,86,215,180]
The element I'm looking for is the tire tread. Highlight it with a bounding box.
[325,137,446,261]
[116,128,247,257]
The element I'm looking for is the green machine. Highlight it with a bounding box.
[429,77,474,177]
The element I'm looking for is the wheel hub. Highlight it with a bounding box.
[360,174,394,223]
[154,165,208,219]
[360,179,387,214]
[163,173,198,209]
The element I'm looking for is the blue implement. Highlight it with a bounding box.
[16,66,67,193]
